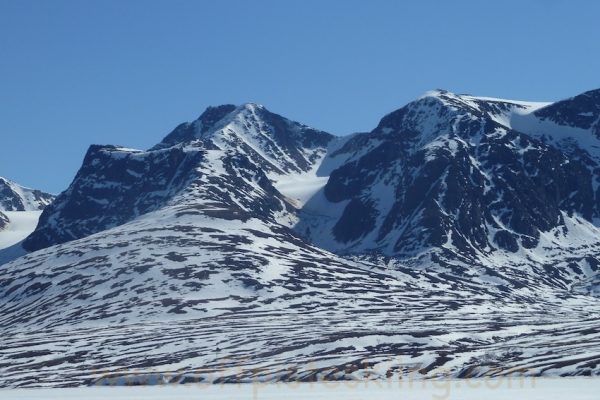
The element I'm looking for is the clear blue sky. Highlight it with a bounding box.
[1,0,599,193]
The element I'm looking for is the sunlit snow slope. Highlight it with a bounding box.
[0,177,53,263]
[0,177,53,212]
[0,211,42,250]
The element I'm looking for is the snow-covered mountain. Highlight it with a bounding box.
[302,90,600,258]
[2,89,600,387]
[0,177,53,257]
[22,103,333,252]
[0,176,54,212]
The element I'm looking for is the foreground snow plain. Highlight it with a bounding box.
[1,378,598,400]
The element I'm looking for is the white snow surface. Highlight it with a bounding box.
[0,211,42,250]
[0,379,598,400]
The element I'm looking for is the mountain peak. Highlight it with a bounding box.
[418,88,456,99]
[239,102,265,111]
[197,102,265,121]
[534,87,600,132]
[152,103,334,177]
[153,104,235,150]
[153,102,270,150]
[197,103,237,123]
[410,89,482,114]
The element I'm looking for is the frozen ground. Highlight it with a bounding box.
[0,379,598,400]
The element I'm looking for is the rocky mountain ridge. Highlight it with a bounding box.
[0,176,54,212]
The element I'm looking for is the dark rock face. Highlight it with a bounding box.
[535,89,600,135]
[252,106,333,172]
[22,104,330,252]
[494,230,519,253]
[153,104,237,150]
[0,211,8,230]
[23,144,208,251]
[332,199,377,243]
[323,90,600,257]
[23,142,292,252]
[0,182,22,211]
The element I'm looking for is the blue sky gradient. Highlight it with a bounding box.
[1,0,600,193]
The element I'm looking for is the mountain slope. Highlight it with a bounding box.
[0,211,42,251]
[153,103,334,176]
[534,88,600,137]
[23,104,333,252]
[3,184,600,386]
[0,177,53,260]
[2,202,600,386]
[299,90,600,261]
[0,211,7,230]
[3,90,600,387]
